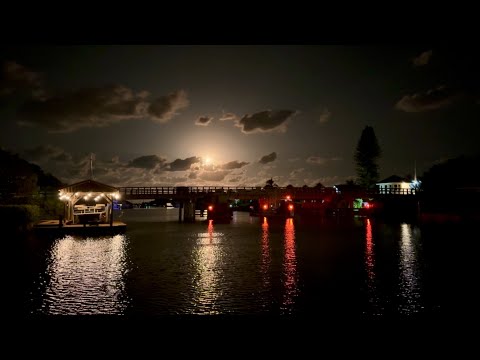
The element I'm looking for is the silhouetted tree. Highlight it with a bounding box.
[314,182,324,188]
[422,155,480,192]
[420,155,480,213]
[265,178,278,188]
[354,126,381,188]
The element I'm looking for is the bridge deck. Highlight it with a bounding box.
[118,186,416,200]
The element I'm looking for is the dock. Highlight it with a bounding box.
[34,220,127,236]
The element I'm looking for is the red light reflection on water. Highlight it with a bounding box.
[365,218,375,282]
[208,219,214,243]
[261,217,270,289]
[364,218,382,315]
[281,218,298,313]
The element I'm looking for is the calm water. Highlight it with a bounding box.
[18,209,463,317]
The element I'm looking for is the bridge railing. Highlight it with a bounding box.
[117,186,417,198]
[117,186,333,198]
[375,188,416,195]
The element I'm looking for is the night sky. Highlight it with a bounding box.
[1,45,478,187]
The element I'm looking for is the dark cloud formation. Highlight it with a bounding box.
[188,172,197,179]
[127,155,166,169]
[16,84,150,132]
[167,156,201,171]
[3,61,189,132]
[259,152,277,164]
[395,86,459,112]
[0,61,43,97]
[16,85,189,132]
[195,116,213,126]
[237,110,295,133]
[220,160,249,170]
[413,50,433,67]
[147,90,189,123]
[319,108,331,123]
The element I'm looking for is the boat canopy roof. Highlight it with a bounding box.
[59,179,119,194]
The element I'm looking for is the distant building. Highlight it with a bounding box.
[376,175,416,194]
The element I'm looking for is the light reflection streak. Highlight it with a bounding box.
[281,218,298,314]
[41,234,129,315]
[261,217,271,291]
[398,223,422,314]
[364,218,382,315]
[192,220,223,314]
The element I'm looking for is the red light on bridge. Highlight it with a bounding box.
[286,195,291,200]
[263,204,268,210]
[288,204,294,211]
[208,205,213,211]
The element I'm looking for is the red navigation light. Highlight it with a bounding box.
[288,204,294,211]
[208,205,213,211]
[286,195,291,201]
[263,204,268,210]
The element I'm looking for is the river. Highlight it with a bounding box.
[18,209,466,317]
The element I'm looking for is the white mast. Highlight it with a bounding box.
[90,153,95,180]
[414,160,417,182]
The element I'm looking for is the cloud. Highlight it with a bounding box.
[306,156,328,165]
[395,85,459,112]
[228,177,241,183]
[199,170,230,182]
[259,152,277,164]
[288,157,300,162]
[23,144,72,163]
[237,110,296,133]
[306,156,341,165]
[195,116,213,126]
[167,156,201,171]
[0,61,44,97]
[127,155,166,169]
[147,90,189,123]
[17,85,190,132]
[19,147,203,187]
[413,50,433,67]
[16,84,150,132]
[289,168,305,177]
[220,160,249,170]
[319,108,331,123]
[4,60,190,132]
[219,112,237,121]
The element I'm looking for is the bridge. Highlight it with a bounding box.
[118,185,416,201]
[117,185,418,222]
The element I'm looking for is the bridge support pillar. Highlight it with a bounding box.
[178,201,184,222]
[184,201,195,222]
